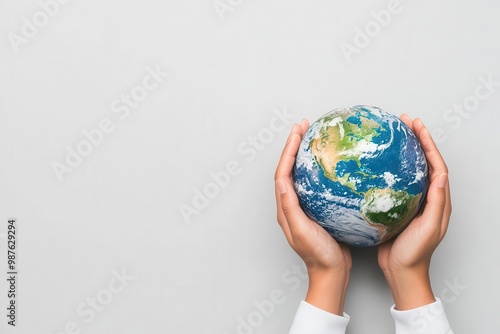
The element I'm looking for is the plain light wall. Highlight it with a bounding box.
[1,1,499,333]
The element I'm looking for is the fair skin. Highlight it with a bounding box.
[274,115,451,316]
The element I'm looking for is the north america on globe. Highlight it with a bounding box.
[293,105,428,247]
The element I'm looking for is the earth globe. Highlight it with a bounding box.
[292,105,428,247]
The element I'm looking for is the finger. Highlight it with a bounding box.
[400,114,414,133]
[276,178,310,237]
[299,118,310,135]
[275,132,302,182]
[420,173,447,237]
[414,120,448,177]
[275,180,294,246]
[274,129,303,243]
[275,125,302,243]
[286,123,301,144]
[439,176,452,239]
[413,118,427,136]
[412,118,451,220]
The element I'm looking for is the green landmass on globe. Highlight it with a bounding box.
[360,188,422,242]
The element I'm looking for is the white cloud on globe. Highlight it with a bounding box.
[409,170,426,185]
[383,172,398,188]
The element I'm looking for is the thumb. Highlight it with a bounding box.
[420,173,448,230]
[276,179,308,233]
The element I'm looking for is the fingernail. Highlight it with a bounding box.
[438,173,448,188]
[277,180,287,194]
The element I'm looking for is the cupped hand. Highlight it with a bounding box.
[275,119,351,315]
[378,114,452,310]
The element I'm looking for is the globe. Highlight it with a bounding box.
[293,105,428,247]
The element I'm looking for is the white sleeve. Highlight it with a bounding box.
[390,298,454,334]
[289,301,350,334]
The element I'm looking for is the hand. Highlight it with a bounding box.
[378,115,452,310]
[275,120,351,316]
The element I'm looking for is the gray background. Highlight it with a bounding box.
[1,0,499,333]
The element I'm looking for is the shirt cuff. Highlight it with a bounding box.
[289,300,350,334]
[390,298,453,334]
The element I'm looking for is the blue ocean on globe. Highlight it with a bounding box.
[293,106,428,247]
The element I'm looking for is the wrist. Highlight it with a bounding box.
[305,269,350,316]
[383,266,435,310]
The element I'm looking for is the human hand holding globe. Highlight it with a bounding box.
[275,119,351,316]
[378,115,451,310]
[274,107,451,314]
